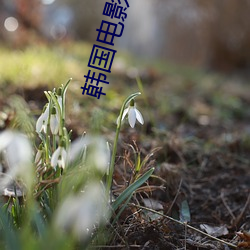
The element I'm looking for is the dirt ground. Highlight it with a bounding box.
[1,66,250,250]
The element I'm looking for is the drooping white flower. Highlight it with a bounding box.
[51,144,67,169]
[36,103,50,133]
[67,135,110,173]
[54,182,109,240]
[120,99,144,128]
[88,137,110,173]
[50,106,59,135]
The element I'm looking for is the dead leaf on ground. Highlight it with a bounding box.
[237,231,250,248]
[200,224,229,237]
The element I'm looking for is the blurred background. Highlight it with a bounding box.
[0,2,250,248]
[1,0,250,72]
[1,0,250,135]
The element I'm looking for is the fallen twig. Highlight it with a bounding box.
[234,192,250,227]
[130,203,237,249]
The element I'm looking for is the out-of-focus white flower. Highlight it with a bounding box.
[120,99,144,128]
[67,136,87,164]
[67,136,110,173]
[0,130,33,190]
[51,144,67,169]
[54,182,109,240]
[36,103,50,133]
[50,106,59,135]
[91,138,110,173]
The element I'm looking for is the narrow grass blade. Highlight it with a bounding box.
[112,167,154,211]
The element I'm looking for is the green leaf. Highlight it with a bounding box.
[32,209,46,237]
[112,167,154,211]
[179,199,191,222]
[112,193,133,224]
[135,152,141,173]
[0,208,21,250]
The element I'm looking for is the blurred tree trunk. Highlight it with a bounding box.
[61,0,103,41]
[204,0,250,71]
[15,0,42,45]
[16,0,41,31]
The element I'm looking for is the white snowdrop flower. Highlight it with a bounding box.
[120,99,144,128]
[0,130,33,190]
[36,103,50,133]
[54,182,109,240]
[89,137,110,173]
[67,136,110,173]
[51,144,67,169]
[67,136,87,164]
[50,106,59,135]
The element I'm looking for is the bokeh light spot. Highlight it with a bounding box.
[4,17,19,32]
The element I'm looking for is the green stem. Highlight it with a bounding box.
[45,97,53,164]
[106,92,141,196]
[62,78,72,127]
[49,92,63,136]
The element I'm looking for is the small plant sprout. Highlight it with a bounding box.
[121,99,144,128]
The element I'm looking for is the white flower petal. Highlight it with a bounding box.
[41,122,47,133]
[60,148,67,169]
[55,182,109,240]
[44,104,50,118]
[121,107,129,121]
[116,116,119,125]
[67,137,88,163]
[93,138,110,172]
[135,109,144,125]
[36,113,45,133]
[51,147,67,169]
[0,130,14,151]
[57,96,63,112]
[51,147,61,168]
[57,159,64,169]
[50,114,59,135]
[128,107,136,128]
[36,104,50,134]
